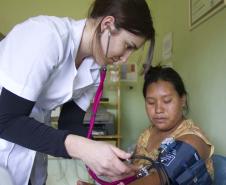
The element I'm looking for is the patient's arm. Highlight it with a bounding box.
[128,172,160,185]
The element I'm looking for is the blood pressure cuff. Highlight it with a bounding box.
[157,139,212,185]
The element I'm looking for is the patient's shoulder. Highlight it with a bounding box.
[177,134,211,160]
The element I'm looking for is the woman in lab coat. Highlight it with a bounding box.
[0,0,155,185]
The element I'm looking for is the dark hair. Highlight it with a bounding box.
[143,65,189,113]
[88,0,155,69]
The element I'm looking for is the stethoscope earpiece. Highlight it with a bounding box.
[105,28,111,58]
[108,29,111,37]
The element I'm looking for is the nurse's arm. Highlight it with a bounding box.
[0,88,71,158]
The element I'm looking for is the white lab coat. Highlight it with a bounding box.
[0,16,100,185]
[0,166,14,185]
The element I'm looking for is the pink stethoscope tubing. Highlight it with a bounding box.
[86,67,137,185]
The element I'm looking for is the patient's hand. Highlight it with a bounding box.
[77,180,93,185]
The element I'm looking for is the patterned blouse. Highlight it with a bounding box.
[134,119,214,177]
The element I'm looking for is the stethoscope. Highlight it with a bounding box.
[86,29,154,185]
[86,66,138,185]
[85,29,138,185]
[86,64,139,185]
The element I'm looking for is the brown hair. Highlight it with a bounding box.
[88,0,155,71]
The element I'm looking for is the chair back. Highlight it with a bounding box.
[212,154,226,185]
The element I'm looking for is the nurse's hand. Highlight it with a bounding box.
[65,135,132,177]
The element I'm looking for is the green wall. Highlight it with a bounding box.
[1,0,226,155]
[0,0,92,34]
[122,1,226,155]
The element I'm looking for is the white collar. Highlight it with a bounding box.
[70,19,101,89]
[73,57,101,89]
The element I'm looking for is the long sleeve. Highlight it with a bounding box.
[58,101,87,137]
[0,88,71,158]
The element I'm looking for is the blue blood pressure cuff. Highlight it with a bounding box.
[157,138,212,185]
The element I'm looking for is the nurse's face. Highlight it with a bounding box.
[94,17,145,66]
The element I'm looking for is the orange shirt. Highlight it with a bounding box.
[134,119,214,178]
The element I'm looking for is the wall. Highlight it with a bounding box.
[121,0,226,155]
[0,0,92,34]
[120,49,150,150]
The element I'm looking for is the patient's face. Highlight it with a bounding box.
[145,80,185,132]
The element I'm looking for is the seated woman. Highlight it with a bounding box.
[130,65,214,185]
[78,65,214,185]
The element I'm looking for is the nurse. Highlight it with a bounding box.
[0,0,155,185]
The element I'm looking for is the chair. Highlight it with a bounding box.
[212,154,226,185]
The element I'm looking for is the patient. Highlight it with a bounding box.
[129,65,214,184]
[78,65,214,185]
